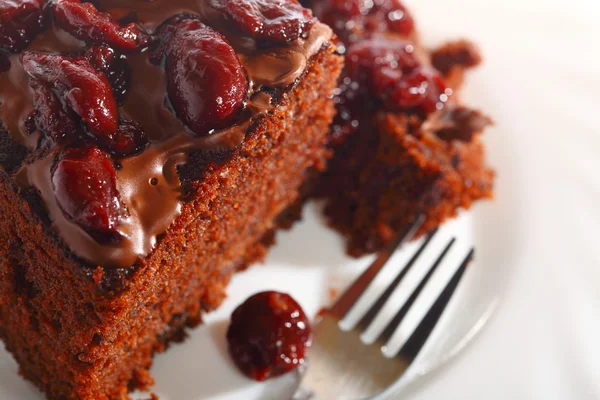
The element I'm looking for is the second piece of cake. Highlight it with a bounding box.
[310,0,495,256]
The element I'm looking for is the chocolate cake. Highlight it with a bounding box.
[309,0,495,256]
[0,1,342,399]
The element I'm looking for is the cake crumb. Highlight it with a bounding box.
[92,266,104,285]
[431,40,482,75]
[328,287,339,303]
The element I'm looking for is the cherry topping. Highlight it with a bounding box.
[29,80,81,145]
[0,0,45,52]
[52,147,122,241]
[209,0,315,43]
[21,51,120,139]
[85,44,132,104]
[99,118,148,157]
[389,67,450,113]
[344,37,450,114]
[52,0,150,52]
[313,0,414,44]
[227,291,312,381]
[345,37,418,95]
[153,18,248,136]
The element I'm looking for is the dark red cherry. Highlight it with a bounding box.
[85,44,132,104]
[0,0,45,52]
[104,118,148,157]
[29,80,81,144]
[227,291,312,381]
[21,51,120,139]
[389,67,451,113]
[344,37,450,114]
[209,0,315,43]
[313,0,414,44]
[52,147,122,239]
[153,18,248,136]
[52,0,150,51]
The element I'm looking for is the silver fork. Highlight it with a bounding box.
[293,216,474,400]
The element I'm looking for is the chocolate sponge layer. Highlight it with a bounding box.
[0,46,342,400]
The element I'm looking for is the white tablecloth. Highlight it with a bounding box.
[404,0,600,398]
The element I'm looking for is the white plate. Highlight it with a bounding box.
[0,0,526,398]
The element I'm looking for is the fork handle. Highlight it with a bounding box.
[291,367,317,400]
[291,385,316,400]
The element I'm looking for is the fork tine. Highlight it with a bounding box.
[400,248,473,361]
[370,238,456,345]
[357,231,441,331]
[382,248,475,358]
[329,215,425,320]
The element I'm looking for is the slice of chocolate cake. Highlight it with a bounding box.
[309,0,494,256]
[0,1,342,398]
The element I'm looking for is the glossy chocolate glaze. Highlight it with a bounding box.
[0,0,332,268]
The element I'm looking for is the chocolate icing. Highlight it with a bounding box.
[0,0,332,268]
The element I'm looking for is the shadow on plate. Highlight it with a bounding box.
[0,348,44,399]
[266,201,350,269]
[135,320,251,400]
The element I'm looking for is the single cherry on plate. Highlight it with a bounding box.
[344,37,419,96]
[227,291,312,381]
